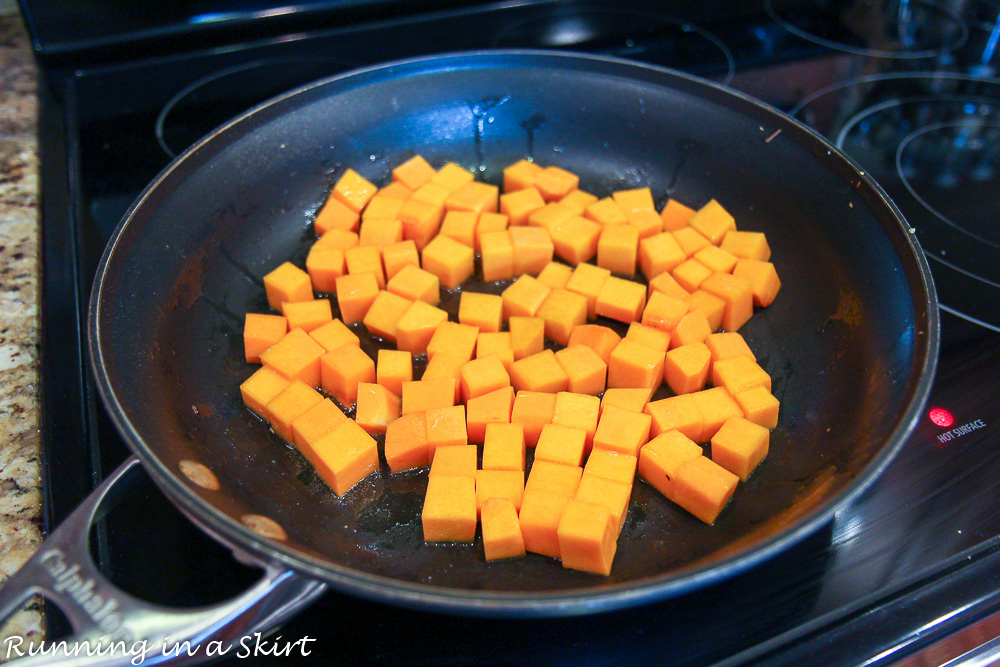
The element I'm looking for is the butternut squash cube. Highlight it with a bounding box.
[426,321,479,362]
[282,298,333,334]
[689,199,736,244]
[309,317,360,353]
[711,355,772,395]
[305,246,346,293]
[720,230,771,261]
[641,291,689,333]
[381,239,420,281]
[670,309,713,348]
[421,353,466,403]
[694,244,738,274]
[525,460,584,497]
[386,264,440,305]
[460,354,511,402]
[550,215,602,265]
[597,224,640,276]
[480,498,526,561]
[503,158,543,192]
[501,274,551,320]
[354,382,401,435]
[686,289,727,332]
[648,271,692,302]
[345,244,386,289]
[701,272,754,331]
[638,231,686,280]
[500,187,546,226]
[466,385,514,443]
[551,391,601,451]
[644,393,704,442]
[264,262,313,313]
[537,288,587,346]
[314,228,360,251]
[672,258,713,293]
[660,199,697,231]
[733,386,780,430]
[585,197,628,226]
[705,331,756,366]
[396,300,448,354]
[664,342,712,395]
[509,226,555,276]
[370,184,411,206]
[733,258,782,307]
[626,209,664,239]
[558,188,599,215]
[260,327,326,387]
[534,423,588,467]
[332,168,378,214]
[672,226,711,257]
[612,187,655,213]
[358,217,403,251]
[711,416,769,481]
[422,475,477,542]
[475,469,525,513]
[691,386,743,441]
[392,154,436,190]
[511,391,557,446]
[554,345,607,396]
[244,313,288,363]
[557,499,618,575]
[422,234,475,290]
[574,473,632,536]
[519,489,570,559]
[527,202,574,231]
[459,291,504,333]
[362,290,413,343]
[397,197,443,251]
[446,181,498,216]
[401,379,456,415]
[426,405,468,459]
[240,366,291,421]
[583,448,638,486]
[291,398,348,453]
[376,349,412,396]
[309,418,380,496]
[625,322,670,355]
[314,195,360,235]
[637,430,702,502]
[476,332,515,370]
[536,261,573,291]
[533,165,579,201]
[592,404,652,457]
[429,444,478,477]
[410,182,451,209]
[672,455,739,524]
[384,411,428,472]
[509,316,546,360]
[439,210,479,248]
[430,162,475,192]
[509,349,569,394]
[600,387,653,417]
[565,262,611,319]
[482,422,526,471]
[475,212,510,253]
[595,276,646,324]
[480,230,516,282]
[567,324,621,364]
[319,344,375,408]
[607,339,664,390]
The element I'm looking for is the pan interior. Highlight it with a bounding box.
[91,53,934,607]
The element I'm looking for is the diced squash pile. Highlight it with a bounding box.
[238,155,783,576]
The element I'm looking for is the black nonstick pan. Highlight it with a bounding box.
[0,51,937,658]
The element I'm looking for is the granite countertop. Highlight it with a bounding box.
[0,0,44,649]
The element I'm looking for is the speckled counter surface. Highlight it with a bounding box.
[0,0,45,648]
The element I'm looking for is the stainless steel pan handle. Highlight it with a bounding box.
[0,457,326,666]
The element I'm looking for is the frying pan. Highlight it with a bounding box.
[0,51,937,660]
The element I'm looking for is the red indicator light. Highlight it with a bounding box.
[929,408,954,428]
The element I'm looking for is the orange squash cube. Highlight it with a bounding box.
[291,398,348,453]
[460,354,511,402]
[354,382,401,435]
[480,229,516,282]
[410,182,451,210]
[466,385,514,443]
[376,349,412,396]
[331,168,377,213]
[660,199,697,231]
[672,226,711,258]
[314,228,360,250]
[574,473,632,536]
[384,411,429,472]
[334,271,380,324]
[536,261,574,290]
[689,199,736,244]
[362,290,413,343]
[733,386,780,430]
[459,291,504,333]
[694,244,739,274]
[381,239,420,281]
[711,355,772,395]
[260,327,326,387]
[392,154,436,190]
[500,187,546,226]
[401,379,456,415]
[501,274,551,320]
[641,291,689,333]
[358,217,403,251]
[691,386,743,441]
[525,460,584,498]
[648,271,692,302]
[637,430,703,502]
[314,195,360,235]
[672,455,739,524]
[645,393,704,442]
[533,165,579,201]
[282,298,333,333]
[686,289,727,332]
[551,391,601,451]
[240,366,292,421]
[475,469,525,513]
[422,234,475,290]
[585,197,628,226]
[482,422,526,471]
[376,180,413,199]
[592,404,652,457]
[600,387,654,417]
[607,339,664,390]
[511,391,557,446]
[309,318,360,353]
[733,258,782,307]
[509,349,569,394]
[475,212,510,253]
[503,158,543,192]
[638,231,686,279]
[711,416,769,481]
[363,195,405,222]
[527,201,574,231]
[537,288,587,346]
[534,423,587,467]
[345,244,386,289]
[595,276,646,324]
[664,342,712,395]
[613,187,655,213]
[319,344,375,407]
[244,313,288,363]
[583,448,638,486]
[509,316,546,360]
[509,226,555,276]
[554,345,607,396]
[439,210,479,248]
[431,162,475,192]
[308,418,380,496]
[519,489,571,559]
[550,215,602,265]
[624,322,670,354]
[386,264,440,305]
[426,321,479,362]
[422,475,477,542]
[398,197,443,251]
[672,258,714,293]
[396,300,448,354]
[266,379,324,442]
[556,499,618,575]
[670,309,713,348]
[480,498,526,561]
[701,272,754,332]
[476,332,515,370]
[263,262,313,313]
[446,181,498,216]
[567,324,621,364]
[305,246,347,293]
[429,444,478,478]
[425,405,468,459]
[558,188,599,215]
[627,209,664,239]
[422,353,466,403]
[597,224,640,276]
[705,331,756,365]
[721,230,772,261]
[565,262,612,319]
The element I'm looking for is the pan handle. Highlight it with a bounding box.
[0,457,327,666]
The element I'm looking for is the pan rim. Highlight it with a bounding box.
[88,48,940,616]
